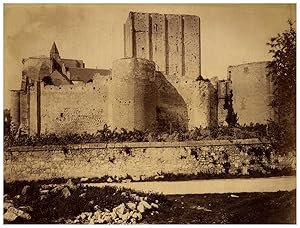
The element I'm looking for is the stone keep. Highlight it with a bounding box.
[124,12,201,80]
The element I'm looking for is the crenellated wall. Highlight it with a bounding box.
[124,12,201,80]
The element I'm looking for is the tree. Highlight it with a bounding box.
[224,90,238,127]
[266,20,296,154]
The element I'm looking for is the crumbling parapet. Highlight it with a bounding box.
[108,58,157,131]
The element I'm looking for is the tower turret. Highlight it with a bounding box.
[50,42,60,60]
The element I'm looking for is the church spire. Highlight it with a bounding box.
[50,42,60,59]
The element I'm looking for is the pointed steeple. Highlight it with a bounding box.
[50,42,60,59]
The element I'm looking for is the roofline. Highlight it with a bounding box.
[129,11,200,18]
[68,67,111,71]
[61,58,84,61]
[228,61,270,69]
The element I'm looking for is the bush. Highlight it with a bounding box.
[4,123,272,147]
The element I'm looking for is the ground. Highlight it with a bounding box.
[145,191,296,224]
[4,180,296,224]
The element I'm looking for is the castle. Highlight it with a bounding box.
[10,12,274,136]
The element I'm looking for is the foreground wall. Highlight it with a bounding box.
[4,139,294,182]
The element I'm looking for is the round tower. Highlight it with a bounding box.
[109,58,157,131]
[10,90,20,129]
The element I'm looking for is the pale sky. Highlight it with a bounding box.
[4,4,296,108]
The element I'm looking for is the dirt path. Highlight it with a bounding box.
[84,176,296,195]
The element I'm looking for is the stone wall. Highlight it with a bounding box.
[155,75,218,130]
[108,58,157,131]
[228,62,274,125]
[4,139,294,182]
[124,12,201,80]
[38,78,110,135]
[10,90,20,128]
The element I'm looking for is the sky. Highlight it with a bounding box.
[3,4,296,108]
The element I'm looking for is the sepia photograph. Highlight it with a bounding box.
[3,3,296,224]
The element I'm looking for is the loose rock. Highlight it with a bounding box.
[137,202,145,213]
[19,206,33,212]
[66,179,76,190]
[140,200,152,209]
[80,177,89,182]
[61,187,71,199]
[126,202,136,210]
[107,177,113,183]
[151,203,159,209]
[4,202,13,210]
[21,185,30,195]
[50,185,64,194]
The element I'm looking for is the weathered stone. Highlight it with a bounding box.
[130,193,140,201]
[21,185,30,195]
[65,179,76,189]
[80,177,89,182]
[103,215,112,223]
[132,212,142,220]
[126,202,136,210]
[132,175,140,181]
[130,217,137,224]
[61,187,71,198]
[137,202,145,213]
[18,205,33,212]
[107,177,113,183]
[50,185,64,194]
[121,212,130,221]
[4,210,18,222]
[122,179,131,183]
[110,211,117,220]
[40,189,49,194]
[241,166,249,175]
[151,203,159,209]
[94,205,101,210]
[80,213,87,220]
[4,207,31,221]
[140,200,152,209]
[4,202,13,210]
[40,195,48,200]
[89,200,94,205]
[79,193,86,198]
[114,203,126,217]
